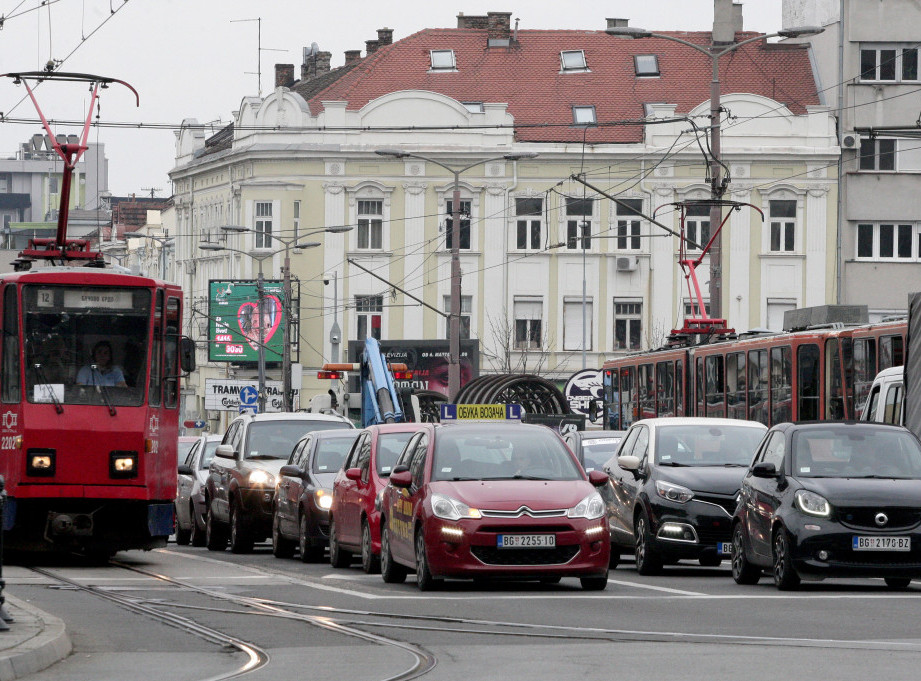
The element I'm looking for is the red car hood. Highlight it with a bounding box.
[431,480,592,511]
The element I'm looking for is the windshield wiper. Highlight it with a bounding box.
[512,473,555,480]
[247,454,284,460]
[94,380,116,416]
[658,461,689,467]
[33,364,63,414]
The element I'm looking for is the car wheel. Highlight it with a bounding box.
[205,504,227,551]
[772,527,800,591]
[272,511,296,559]
[380,522,407,584]
[414,527,440,591]
[190,504,206,547]
[580,573,608,591]
[298,514,324,563]
[229,503,254,554]
[634,513,663,576]
[329,515,352,568]
[885,577,912,589]
[731,523,761,585]
[174,505,191,546]
[361,520,381,574]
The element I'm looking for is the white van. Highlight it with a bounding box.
[861,366,904,425]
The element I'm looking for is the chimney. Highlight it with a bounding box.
[315,51,332,76]
[344,50,362,65]
[606,18,629,30]
[732,2,743,34]
[487,11,512,41]
[457,13,489,30]
[712,0,737,44]
[275,63,295,88]
[366,39,380,55]
[377,28,393,46]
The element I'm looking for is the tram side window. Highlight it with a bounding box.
[726,352,746,420]
[771,346,793,424]
[748,349,769,425]
[2,286,20,403]
[149,291,163,406]
[620,367,635,428]
[603,369,619,429]
[696,358,705,417]
[799,343,821,421]
[880,335,904,370]
[164,297,181,409]
[852,339,876,417]
[639,363,654,419]
[705,355,725,417]
[675,359,684,416]
[823,340,843,420]
[656,361,674,417]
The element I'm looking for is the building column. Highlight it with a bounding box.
[483,183,508,345]
[649,186,675,340]
[402,181,427,334]
[804,186,829,307]
[728,184,753,330]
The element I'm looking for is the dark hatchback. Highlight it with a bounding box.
[732,421,921,590]
[606,417,767,574]
[562,430,626,473]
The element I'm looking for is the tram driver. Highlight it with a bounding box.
[76,340,128,388]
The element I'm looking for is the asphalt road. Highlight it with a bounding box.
[7,541,921,680]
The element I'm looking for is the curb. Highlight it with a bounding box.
[0,595,71,681]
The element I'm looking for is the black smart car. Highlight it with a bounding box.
[732,421,921,590]
[606,417,767,574]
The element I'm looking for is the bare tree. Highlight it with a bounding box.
[484,307,556,375]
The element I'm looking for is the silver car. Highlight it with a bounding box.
[176,434,222,546]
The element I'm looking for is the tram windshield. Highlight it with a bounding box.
[22,285,151,407]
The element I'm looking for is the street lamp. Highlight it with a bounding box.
[201,224,351,412]
[125,232,175,280]
[606,22,823,321]
[375,148,538,400]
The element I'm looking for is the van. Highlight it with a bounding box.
[861,366,904,426]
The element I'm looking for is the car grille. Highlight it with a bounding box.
[695,493,738,517]
[837,507,921,531]
[828,554,921,567]
[471,545,580,566]
[481,507,567,519]
[695,521,732,545]
[480,524,576,534]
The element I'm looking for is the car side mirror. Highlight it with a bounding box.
[214,444,235,459]
[587,470,609,487]
[177,464,193,476]
[392,464,409,475]
[390,470,412,488]
[280,464,304,478]
[345,467,362,482]
[618,455,641,471]
[179,336,196,373]
[751,461,779,478]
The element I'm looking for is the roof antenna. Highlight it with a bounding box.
[513,17,519,43]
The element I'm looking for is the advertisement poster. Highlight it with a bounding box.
[347,339,479,396]
[208,280,286,363]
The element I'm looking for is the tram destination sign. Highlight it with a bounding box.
[208,280,287,363]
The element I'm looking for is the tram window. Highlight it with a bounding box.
[675,359,684,416]
[880,335,904,370]
[149,291,163,407]
[748,349,769,425]
[696,358,705,417]
[853,339,876,417]
[798,343,821,421]
[705,354,725,417]
[726,352,746,420]
[639,363,654,419]
[164,297,181,409]
[771,346,793,424]
[840,337,855,419]
[656,361,674,417]
[2,286,20,403]
[603,369,619,429]
[620,367,635,427]
[823,340,843,420]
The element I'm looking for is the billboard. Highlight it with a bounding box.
[208,280,287,363]
[347,339,480,397]
[204,378,285,412]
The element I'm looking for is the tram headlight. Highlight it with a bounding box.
[27,448,55,477]
[110,451,138,479]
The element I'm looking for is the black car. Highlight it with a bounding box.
[732,421,921,590]
[272,429,361,561]
[562,430,626,473]
[606,417,767,574]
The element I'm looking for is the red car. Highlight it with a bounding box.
[379,422,611,591]
[329,423,427,573]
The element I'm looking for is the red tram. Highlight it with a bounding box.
[601,317,906,430]
[0,70,194,555]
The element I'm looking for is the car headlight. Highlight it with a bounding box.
[795,489,830,517]
[315,488,333,510]
[655,480,694,504]
[248,470,274,486]
[431,493,481,521]
[568,492,605,519]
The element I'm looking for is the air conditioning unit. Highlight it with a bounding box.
[841,132,861,149]
[616,256,638,272]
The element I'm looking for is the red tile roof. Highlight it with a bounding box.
[308,28,819,144]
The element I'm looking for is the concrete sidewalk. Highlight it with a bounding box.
[0,595,71,681]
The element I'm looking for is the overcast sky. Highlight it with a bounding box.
[0,0,783,201]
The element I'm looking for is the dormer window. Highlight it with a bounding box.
[635,55,660,77]
[573,105,596,126]
[561,50,588,72]
[463,102,484,113]
[430,50,456,71]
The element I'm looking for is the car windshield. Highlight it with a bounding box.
[656,425,764,467]
[432,425,583,481]
[200,441,220,469]
[792,427,921,479]
[376,432,416,476]
[245,420,352,459]
[313,435,360,473]
[582,437,622,471]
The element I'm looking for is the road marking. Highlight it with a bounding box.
[604,578,704,595]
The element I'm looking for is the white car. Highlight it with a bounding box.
[176,434,222,546]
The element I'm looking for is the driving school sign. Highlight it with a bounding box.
[204,379,284,412]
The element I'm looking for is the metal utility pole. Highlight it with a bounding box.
[256,266,268,413]
[282,246,293,412]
